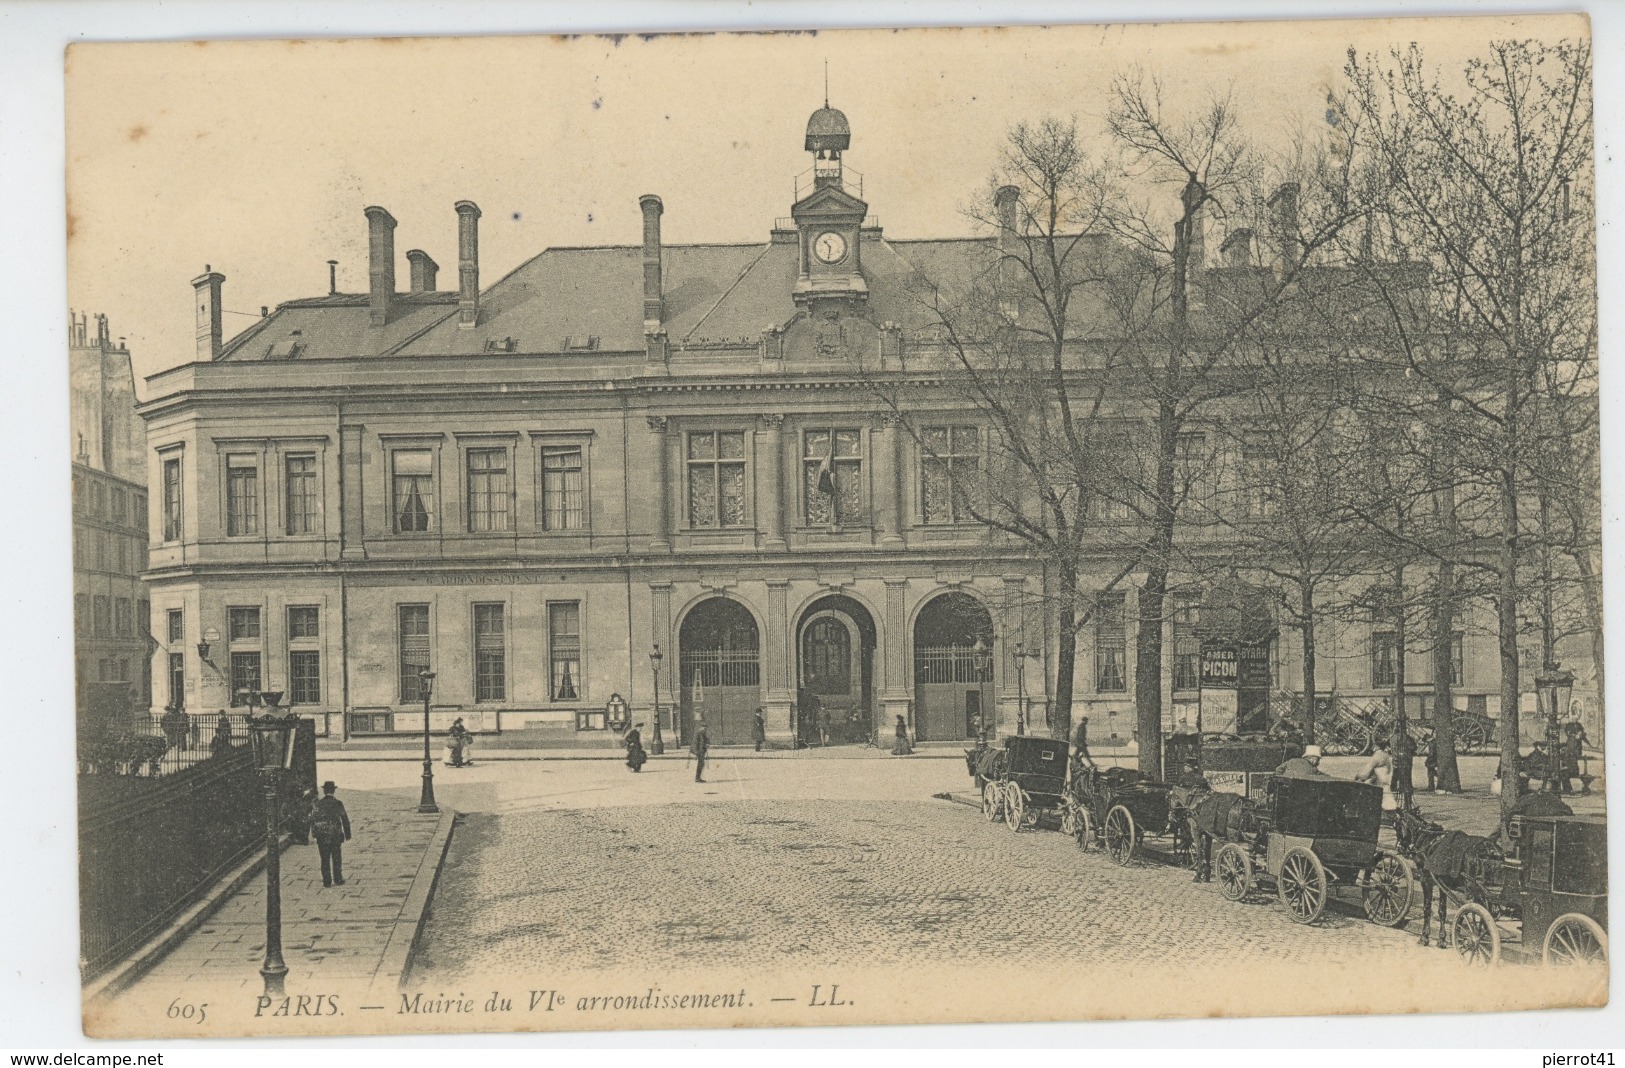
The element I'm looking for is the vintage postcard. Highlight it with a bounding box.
[67,13,1606,1039]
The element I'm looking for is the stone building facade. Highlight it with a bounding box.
[72,312,150,710]
[138,105,1581,747]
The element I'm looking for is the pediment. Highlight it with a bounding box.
[791,183,869,222]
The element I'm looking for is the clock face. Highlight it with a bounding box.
[814,231,848,264]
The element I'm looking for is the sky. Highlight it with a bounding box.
[63,13,1583,390]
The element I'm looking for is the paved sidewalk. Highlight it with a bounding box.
[111,789,453,999]
[315,743,973,760]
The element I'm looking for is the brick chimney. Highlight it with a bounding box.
[191,265,225,360]
[994,185,1019,249]
[1267,182,1301,274]
[640,194,664,333]
[1220,228,1254,269]
[455,201,481,329]
[364,206,396,327]
[406,249,439,293]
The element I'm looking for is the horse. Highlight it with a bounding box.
[1390,804,1504,948]
[1186,791,1261,883]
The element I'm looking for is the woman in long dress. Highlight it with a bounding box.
[892,714,913,756]
[624,724,648,772]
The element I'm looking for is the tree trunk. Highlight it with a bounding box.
[1054,559,1079,744]
[1299,581,1318,746]
[1430,554,1462,791]
[1569,546,1605,746]
[1135,402,1178,781]
[1391,560,1406,756]
[1497,466,1523,824]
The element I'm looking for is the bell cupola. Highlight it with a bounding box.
[791,99,868,308]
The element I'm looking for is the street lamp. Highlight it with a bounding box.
[1536,665,1574,793]
[1013,640,1039,737]
[417,669,438,814]
[247,708,298,997]
[972,637,991,746]
[649,644,666,756]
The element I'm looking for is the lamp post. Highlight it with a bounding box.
[649,644,666,756]
[972,637,991,746]
[1536,665,1574,793]
[247,708,298,997]
[1013,641,1032,737]
[417,669,438,813]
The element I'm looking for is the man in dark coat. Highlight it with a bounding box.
[692,718,710,782]
[1390,730,1417,807]
[753,708,767,752]
[309,780,352,887]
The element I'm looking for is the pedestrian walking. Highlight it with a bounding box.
[209,714,235,759]
[446,717,472,767]
[624,723,648,772]
[753,707,766,752]
[288,787,316,845]
[818,706,831,747]
[891,714,913,756]
[160,705,189,753]
[309,780,352,887]
[1071,715,1096,770]
[691,718,710,782]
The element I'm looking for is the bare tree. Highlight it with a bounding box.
[1343,39,1595,820]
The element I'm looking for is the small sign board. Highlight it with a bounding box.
[605,693,630,732]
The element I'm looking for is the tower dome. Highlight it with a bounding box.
[804,106,851,154]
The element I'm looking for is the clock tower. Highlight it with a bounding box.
[791,102,869,309]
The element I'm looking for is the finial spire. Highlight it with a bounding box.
[824,61,829,108]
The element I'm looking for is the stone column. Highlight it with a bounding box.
[881,578,912,729]
[764,581,793,745]
[758,415,786,552]
[339,423,366,561]
[876,414,904,547]
[647,417,674,553]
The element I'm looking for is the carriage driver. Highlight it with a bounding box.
[1276,744,1333,780]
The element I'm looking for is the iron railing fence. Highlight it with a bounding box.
[914,645,992,685]
[78,711,254,779]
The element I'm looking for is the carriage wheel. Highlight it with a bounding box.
[1277,847,1328,924]
[1453,718,1489,755]
[1104,805,1137,866]
[1362,853,1415,928]
[1451,902,1501,966]
[1006,785,1027,832]
[1215,843,1252,902]
[1543,914,1608,967]
[981,782,1004,823]
[1060,799,1080,839]
[1076,806,1099,852]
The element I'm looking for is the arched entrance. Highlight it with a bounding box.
[797,594,877,745]
[679,598,761,745]
[913,592,994,741]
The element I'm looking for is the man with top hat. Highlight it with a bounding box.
[691,716,711,783]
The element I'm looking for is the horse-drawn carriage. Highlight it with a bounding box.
[1194,774,1414,925]
[1063,765,1192,866]
[1394,807,1607,966]
[977,736,1069,832]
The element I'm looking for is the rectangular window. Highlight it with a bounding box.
[465,448,511,532]
[162,457,183,541]
[287,605,320,639]
[289,650,321,705]
[1241,434,1278,520]
[474,603,507,702]
[115,598,132,637]
[114,536,127,574]
[549,602,581,701]
[93,596,111,637]
[399,604,431,703]
[91,481,105,517]
[1095,593,1128,693]
[75,594,88,636]
[1172,595,1200,692]
[687,431,747,529]
[1451,632,1465,688]
[96,532,109,571]
[167,652,185,710]
[285,454,318,535]
[226,453,259,536]
[167,609,184,643]
[921,425,981,524]
[392,450,434,533]
[228,606,261,641]
[541,446,585,531]
[229,651,262,707]
[111,487,127,524]
[135,493,148,532]
[136,599,149,637]
[803,428,864,526]
[1372,631,1397,689]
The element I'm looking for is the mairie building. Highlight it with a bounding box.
[139,105,1583,748]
